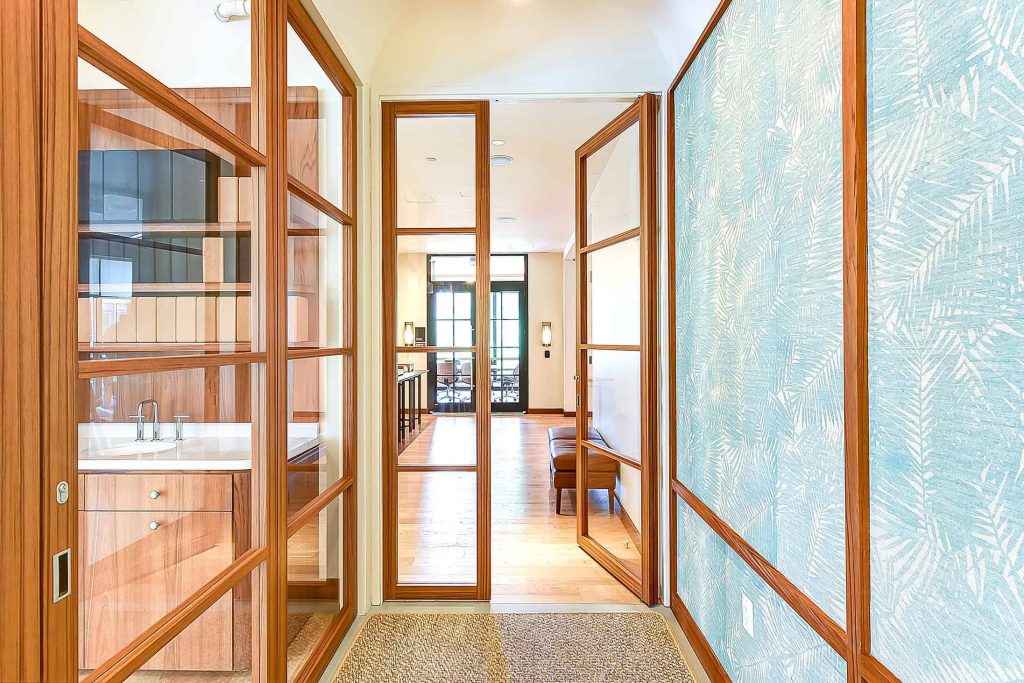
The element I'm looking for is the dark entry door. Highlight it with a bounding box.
[428,280,476,413]
[490,282,528,412]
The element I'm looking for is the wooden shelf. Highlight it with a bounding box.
[78,283,250,294]
[79,222,322,236]
[78,283,316,295]
[79,342,252,353]
[78,221,252,234]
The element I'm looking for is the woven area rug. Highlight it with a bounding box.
[333,612,695,683]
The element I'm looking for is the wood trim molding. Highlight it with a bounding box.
[525,408,563,415]
[395,226,476,235]
[77,27,267,168]
[286,346,352,360]
[578,227,641,255]
[612,492,642,549]
[581,439,641,470]
[842,0,872,679]
[394,345,476,354]
[862,654,901,683]
[396,464,477,473]
[580,343,641,352]
[670,596,730,683]
[667,0,734,95]
[77,351,267,379]
[288,174,353,226]
[42,0,78,678]
[673,480,848,657]
[285,475,353,538]
[286,0,357,98]
[290,603,356,683]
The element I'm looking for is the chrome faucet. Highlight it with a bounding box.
[134,399,161,441]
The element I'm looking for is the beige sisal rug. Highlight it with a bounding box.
[333,612,695,683]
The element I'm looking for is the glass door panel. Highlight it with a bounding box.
[397,472,477,585]
[575,95,657,604]
[490,284,527,412]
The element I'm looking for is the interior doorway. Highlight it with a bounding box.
[383,95,657,605]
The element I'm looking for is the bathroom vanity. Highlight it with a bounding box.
[77,430,325,672]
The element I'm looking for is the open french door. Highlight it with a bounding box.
[574,94,659,605]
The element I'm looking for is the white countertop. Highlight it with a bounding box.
[78,423,322,471]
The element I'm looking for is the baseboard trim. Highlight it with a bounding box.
[670,595,729,682]
[526,408,564,414]
[612,492,642,549]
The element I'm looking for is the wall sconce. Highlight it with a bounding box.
[403,321,415,346]
[541,322,552,358]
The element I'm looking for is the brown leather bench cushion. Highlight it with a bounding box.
[549,441,617,472]
[547,426,602,442]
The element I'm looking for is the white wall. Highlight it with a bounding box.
[526,253,564,411]
[562,254,577,413]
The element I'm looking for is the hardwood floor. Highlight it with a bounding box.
[397,413,640,604]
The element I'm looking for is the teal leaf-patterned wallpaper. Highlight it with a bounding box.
[677,500,847,682]
[867,1,1024,680]
[673,0,846,632]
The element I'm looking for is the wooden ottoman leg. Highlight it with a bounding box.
[556,487,563,515]
[608,488,615,514]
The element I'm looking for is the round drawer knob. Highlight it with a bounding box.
[149,490,160,500]
[149,521,160,530]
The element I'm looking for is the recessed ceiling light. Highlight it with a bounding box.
[490,155,514,166]
[496,216,516,224]
[491,139,505,146]
[425,156,437,162]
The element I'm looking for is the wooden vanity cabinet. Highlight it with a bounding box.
[78,472,249,672]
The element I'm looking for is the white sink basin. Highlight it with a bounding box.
[93,441,177,457]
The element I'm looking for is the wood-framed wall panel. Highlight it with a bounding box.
[381,99,491,601]
[574,93,660,607]
[664,0,885,680]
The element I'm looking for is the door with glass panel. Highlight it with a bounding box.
[574,94,659,605]
[65,2,358,681]
[490,279,528,413]
[383,102,491,600]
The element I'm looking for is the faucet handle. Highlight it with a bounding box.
[173,415,190,441]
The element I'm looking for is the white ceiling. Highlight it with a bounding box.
[313,0,720,95]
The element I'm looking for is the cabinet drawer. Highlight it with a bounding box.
[80,510,234,671]
[82,473,232,512]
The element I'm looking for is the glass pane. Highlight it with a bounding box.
[586,120,640,244]
[287,356,345,514]
[501,290,519,317]
[396,116,476,229]
[288,193,347,349]
[586,448,642,579]
[397,353,477,466]
[586,236,640,346]
[287,24,347,211]
[78,4,252,142]
[491,255,526,282]
[78,365,260,672]
[121,562,266,681]
[586,350,640,463]
[78,60,257,361]
[120,565,268,679]
[287,495,344,679]
[397,472,477,584]
[396,234,476,347]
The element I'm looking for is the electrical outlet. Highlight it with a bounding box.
[742,593,755,637]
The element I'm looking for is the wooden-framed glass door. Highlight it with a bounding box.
[5,1,360,680]
[383,101,491,600]
[574,94,659,606]
[490,279,528,413]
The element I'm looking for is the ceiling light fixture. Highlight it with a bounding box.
[425,156,437,162]
[496,216,517,224]
[491,139,505,146]
[490,155,514,166]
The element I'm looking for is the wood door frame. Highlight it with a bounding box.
[381,100,492,600]
[574,94,660,606]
